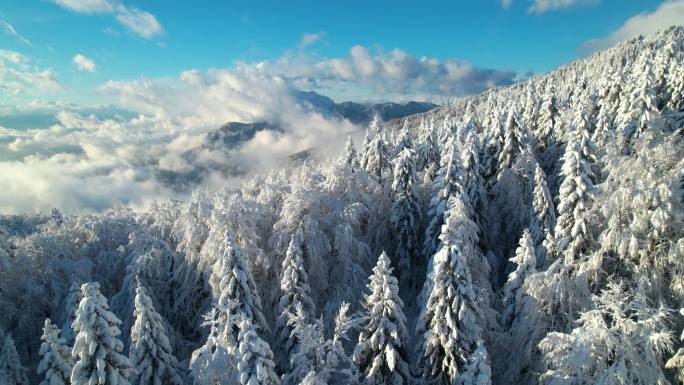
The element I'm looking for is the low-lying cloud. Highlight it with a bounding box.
[0,41,516,214]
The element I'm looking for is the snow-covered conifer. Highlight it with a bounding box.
[71,282,133,385]
[61,281,82,345]
[390,148,422,280]
[417,194,490,385]
[236,316,280,385]
[276,229,315,365]
[341,136,359,169]
[216,230,268,347]
[497,109,524,175]
[423,137,466,258]
[37,318,74,385]
[529,162,556,265]
[353,252,411,385]
[130,283,183,385]
[501,229,537,328]
[554,107,597,263]
[0,334,28,385]
[539,283,673,384]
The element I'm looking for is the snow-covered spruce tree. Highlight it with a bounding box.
[461,131,487,242]
[497,109,524,176]
[71,282,134,385]
[394,119,413,155]
[129,283,183,385]
[416,194,491,385]
[60,281,82,345]
[537,82,558,149]
[390,148,422,281]
[189,308,234,385]
[501,229,537,329]
[616,52,658,150]
[460,341,492,385]
[342,136,359,170]
[217,229,269,346]
[539,283,673,385]
[276,229,315,368]
[353,252,411,385]
[0,334,29,385]
[235,316,280,385]
[666,308,684,385]
[423,137,466,259]
[37,318,74,385]
[554,105,597,264]
[529,162,556,266]
[361,117,390,183]
[416,117,439,171]
[282,301,357,385]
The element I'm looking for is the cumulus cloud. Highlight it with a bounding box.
[243,45,516,101]
[579,0,684,53]
[50,0,163,39]
[0,50,60,96]
[73,54,96,72]
[0,19,32,46]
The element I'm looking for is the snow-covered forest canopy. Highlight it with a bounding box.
[2,26,684,385]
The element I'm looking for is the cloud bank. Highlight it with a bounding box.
[0,42,515,214]
[0,50,60,96]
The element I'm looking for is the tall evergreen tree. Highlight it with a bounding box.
[130,283,184,385]
[353,252,411,385]
[276,229,315,367]
[217,230,269,348]
[341,136,359,169]
[417,194,491,385]
[38,318,74,385]
[497,109,524,175]
[235,316,280,385]
[554,106,597,263]
[61,281,82,346]
[0,334,29,385]
[537,82,558,149]
[501,229,537,329]
[70,282,134,385]
[390,148,422,280]
[529,162,556,266]
[423,137,466,258]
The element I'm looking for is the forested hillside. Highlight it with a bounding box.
[2,26,684,385]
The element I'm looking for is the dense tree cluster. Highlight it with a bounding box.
[1,26,684,385]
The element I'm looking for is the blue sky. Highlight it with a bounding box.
[0,0,680,107]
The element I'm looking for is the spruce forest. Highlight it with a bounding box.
[2,26,684,385]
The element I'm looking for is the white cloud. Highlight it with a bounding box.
[0,43,516,213]
[50,0,163,39]
[51,0,114,13]
[528,0,600,13]
[0,50,60,95]
[579,0,684,53]
[0,19,31,46]
[249,45,516,101]
[73,54,96,72]
[300,32,324,47]
[114,5,163,39]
